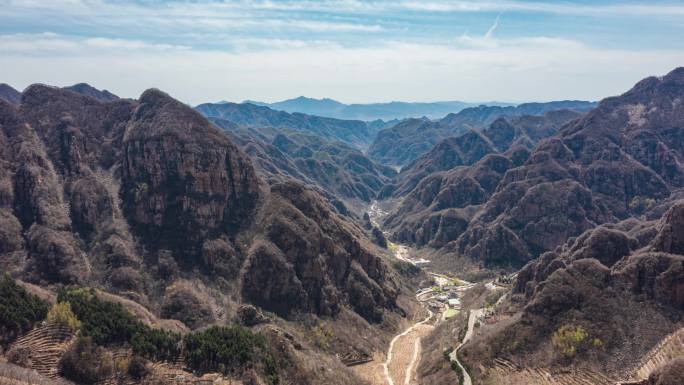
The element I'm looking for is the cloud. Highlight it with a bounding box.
[2,32,683,106]
[484,14,501,40]
[1,1,682,105]
[458,13,502,48]
[5,0,684,18]
[386,1,684,16]
[0,33,191,54]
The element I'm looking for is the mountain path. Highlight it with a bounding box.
[382,308,434,385]
[449,308,484,385]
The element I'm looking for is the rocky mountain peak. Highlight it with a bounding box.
[121,89,260,260]
[63,83,119,102]
[21,83,73,106]
[0,83,21,105]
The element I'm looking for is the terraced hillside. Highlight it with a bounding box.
[6,323,76,379]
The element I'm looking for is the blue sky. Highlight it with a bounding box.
[1,0,684,104]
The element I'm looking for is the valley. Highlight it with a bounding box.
[359,199,498,385]
[3,2,684,384]
[1,67,683,385]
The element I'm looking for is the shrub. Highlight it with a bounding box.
[592,338,604,348]
[160,284,214,329]
[57,287,181,361]
[458,324,467,342]
[391,259,420,277]
[59,337,114,385]
[311,324,335,350]
[262,353,279,385]
[130,327,182,362]
[552,325,588,358]
[7,346,31,366]
[114,356,130,375]
[127,356,149,380]
[450,360,464,385]
[628,196,656,213]
[183,325,278,382]
[0,274,48,341]
[443,347,454,361]
[47,302,81,331]
[58,288,138,345]
[485,290,505,308]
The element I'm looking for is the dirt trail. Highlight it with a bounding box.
[352,307,434,385]
[449,308,485,385]
[357,201,435,385]
[383,309,434,385]
[351,352,387,385]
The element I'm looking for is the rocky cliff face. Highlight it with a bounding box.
[464,200,684,378]
[243,182,398,321]
[386,68,684,269]
[0,84,402,328]
[387,109,583,198]
[121,89,259,262]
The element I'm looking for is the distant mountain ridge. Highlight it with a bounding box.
[368,100,597,167]
[210,120,397,205]
[385,109,584,199]
[0,82,119,105]
[242,96,514,121]
[196,101,379,149]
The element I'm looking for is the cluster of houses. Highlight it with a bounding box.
[423,283,466,313]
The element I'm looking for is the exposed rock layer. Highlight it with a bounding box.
[0,84,400,328]
[386,68,684,269]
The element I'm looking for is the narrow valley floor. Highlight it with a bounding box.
[355,200,475,385]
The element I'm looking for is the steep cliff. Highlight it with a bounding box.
[386,68,684,270]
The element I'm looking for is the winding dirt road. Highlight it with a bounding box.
[356,201,438,385]
[382,309,434,385]
[449,308,484,385]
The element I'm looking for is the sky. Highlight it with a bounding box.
[1,0,684,105]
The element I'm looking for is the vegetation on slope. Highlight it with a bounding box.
[46,302,81,331]
[184,326,279,384]
[58,336,114,385]
[55,287,280,383]
[0,275,48,343]
[58,287,181,361]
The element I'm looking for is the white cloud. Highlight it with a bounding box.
[0,1,682,105]
[458,13,502,48]
[484,14,501,40]
[385,1,684,16]
[193,0,684,17]
[0,1,385,35]
[4,0,684,20]
[0,33,191,54]
[2,33,683,105]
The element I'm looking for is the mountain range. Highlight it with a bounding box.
[385,68,684,270]
[1,69,683,385]
[408,68,684,385]
[0,83,414,385]
[367,100,597,168]
[196,101,380,150]
[242,96,515,121]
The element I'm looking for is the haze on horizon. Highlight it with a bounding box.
[2,0,684,105]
